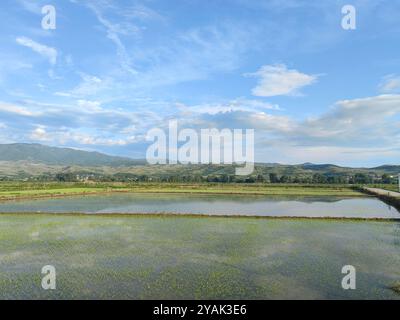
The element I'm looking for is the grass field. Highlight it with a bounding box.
[0,182,365,200]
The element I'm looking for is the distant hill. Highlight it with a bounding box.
[371,165,400,174]
[0,143,145,167]
[298,163,343,171]
[0,143,398,182]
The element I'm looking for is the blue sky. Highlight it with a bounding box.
[0,0,400,166]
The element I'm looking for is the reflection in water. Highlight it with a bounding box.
[1,215,400,299]
[0,193,398,219]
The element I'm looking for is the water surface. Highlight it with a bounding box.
[0,193,398,219]
[0,215,399,299]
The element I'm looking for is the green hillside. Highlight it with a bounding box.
[0,143,398,183]
[0,143,144,167]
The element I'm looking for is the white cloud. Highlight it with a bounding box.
[183,93,400,165]
[252,94,400,148]
[30,126,50,141]
[120,4,164,21]
[379,74,400,93]
[54,92,72,97]
[255,145,400,166]
[59,131,137,146]
[178,98,281,115]
[175,94,400,157]
[17,0,42,14]
[131,23,255,88]
[69,73,105,97]
[302,94,400,139]
[29,126,135,146]
[1,93,399,164]
[48,69,62,80]
[246,64,318,97]
[86,2,138,75]
[77,100,103,111]
[0,99,150,146]
[0,102,38,116]
[16,37,57,65]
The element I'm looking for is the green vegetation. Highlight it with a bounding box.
[0,144,399,185]
[390,283,400,295]
[0,182,364,200]
[0,143,396,199]
[2,162,399,185]
[0,143,144,166]
[1,214,399,299]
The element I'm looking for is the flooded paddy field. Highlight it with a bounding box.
[0,214,399,299]
[0,193,398,219]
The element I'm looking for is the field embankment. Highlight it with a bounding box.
[360,187,400,211]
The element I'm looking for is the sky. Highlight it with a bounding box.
[0,0,400,167]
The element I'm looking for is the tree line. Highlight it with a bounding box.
[9,172,396,185]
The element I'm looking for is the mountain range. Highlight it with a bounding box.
[0,143,398,180]
[0,143,145,167]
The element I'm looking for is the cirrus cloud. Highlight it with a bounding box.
[16,37,57,65]
[379,74,400,93]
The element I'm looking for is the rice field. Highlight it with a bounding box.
[1,214,399,300]
[0,182,363,201]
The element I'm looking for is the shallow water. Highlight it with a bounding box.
[0,215,399,299]
[0,193,398,219]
